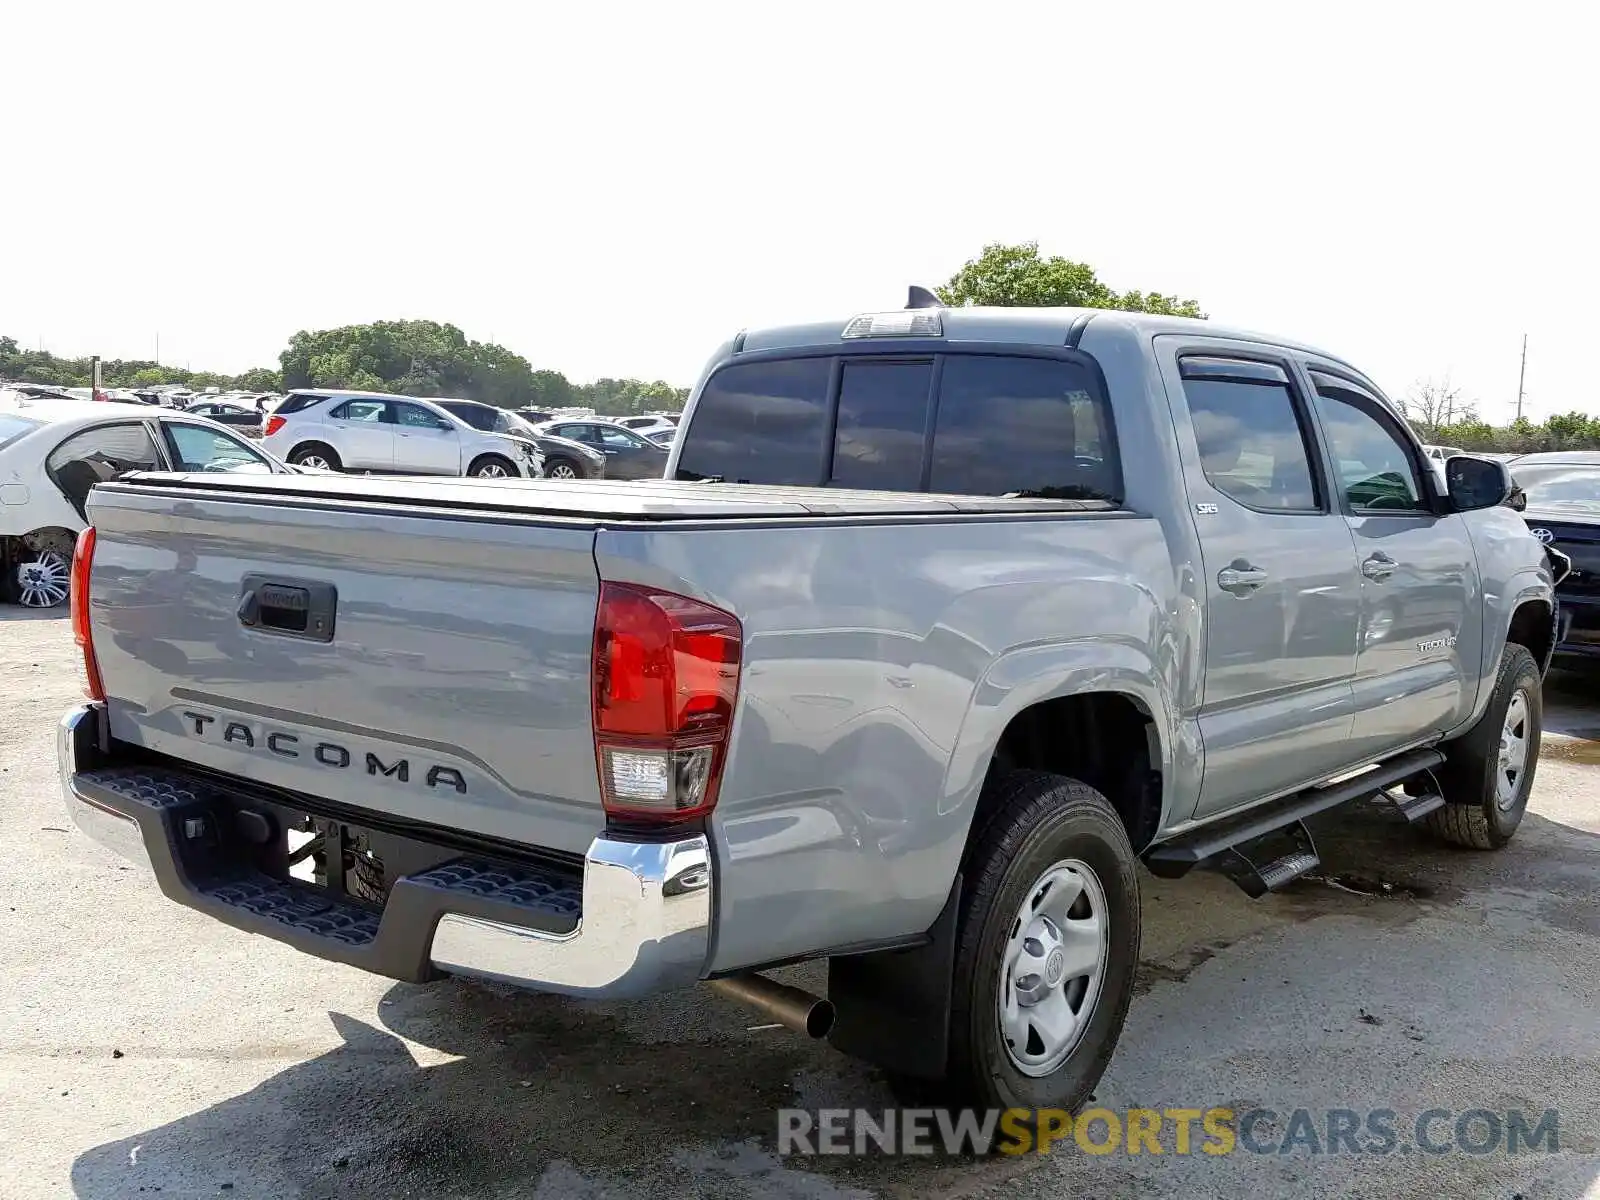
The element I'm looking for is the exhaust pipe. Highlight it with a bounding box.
[709,973,835,1039]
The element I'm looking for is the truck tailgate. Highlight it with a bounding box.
[84,479,606,855]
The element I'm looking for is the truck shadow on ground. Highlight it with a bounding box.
[68,803,1598,1199]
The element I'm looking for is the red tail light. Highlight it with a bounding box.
[591,582,742,824]
[263,415,286,437]
[70,527,105,702]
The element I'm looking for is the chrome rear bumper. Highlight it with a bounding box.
[58,703,712,998]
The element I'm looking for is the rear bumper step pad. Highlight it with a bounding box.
[58,704,711,998]
[72,764,583,980]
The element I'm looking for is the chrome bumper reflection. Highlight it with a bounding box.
[429,834,712,998]
[58,704,153,870]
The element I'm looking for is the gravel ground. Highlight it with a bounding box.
[3,607,1597,1198]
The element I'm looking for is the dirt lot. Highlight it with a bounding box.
[3,607,1597,1198]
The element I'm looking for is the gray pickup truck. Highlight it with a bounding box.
[59,299,1555,1117]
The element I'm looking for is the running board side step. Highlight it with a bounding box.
[1144,748,1446,893]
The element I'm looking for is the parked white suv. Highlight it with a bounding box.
[615,414,678,438]
[261,390,543,478]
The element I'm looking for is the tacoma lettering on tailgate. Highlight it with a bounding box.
[180,710,468,794]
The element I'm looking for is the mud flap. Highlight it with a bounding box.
[826,876,960,1080]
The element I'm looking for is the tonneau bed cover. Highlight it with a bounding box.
[112,471,1119,521]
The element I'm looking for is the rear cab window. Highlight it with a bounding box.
[0,413,43,451]
[674,359,832,485]
[674,352,1119,500]
[273,392,332,416]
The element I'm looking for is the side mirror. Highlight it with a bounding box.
[1445,455,1514,512]
[1504,485,1527,512]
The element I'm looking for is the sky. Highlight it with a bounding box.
[4,1,1593,423]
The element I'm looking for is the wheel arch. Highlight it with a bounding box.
[467,450,518,477]
[1506,595,1555,675]
[944,642,1178,861]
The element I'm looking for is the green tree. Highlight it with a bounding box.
[1541,411,1591,450]
[232,367,283,393]
[938,242,1205,317]
[528,369,575,410]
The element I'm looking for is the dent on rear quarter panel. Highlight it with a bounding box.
[594,515,1177,974]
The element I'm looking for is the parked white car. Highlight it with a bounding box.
[615,414,679,438]
[0,397,289,607]
[1422,444,1466,465]
[260,390,543,478]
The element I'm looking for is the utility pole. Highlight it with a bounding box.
[155,332,160,365]
[1516,333,1528,422]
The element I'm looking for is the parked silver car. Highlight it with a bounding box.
[261,390,542,477]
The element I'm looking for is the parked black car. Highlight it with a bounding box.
[181,402,264,429]
[535,418,670,480]
[1511,451,1600,663]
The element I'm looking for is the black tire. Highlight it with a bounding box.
[468,454,517,478]
[1427,644,1541,850]
[289,443,341,471]
[543,456,582,480]
[938,770,1140,1115]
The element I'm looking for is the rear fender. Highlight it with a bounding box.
[942,639,1186,857]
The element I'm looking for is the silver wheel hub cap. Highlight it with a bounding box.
[999,859,1110,1077]
[477,463,508,477]
[1496,690,1530,810]
[550,464,576,479]
[16,551,70,608]
[300,455,329,469]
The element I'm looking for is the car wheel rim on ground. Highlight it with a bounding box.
[15,551,70,608]
[999,858,1110,1077]
[475,462,510,477]
[548,464,576,479]
[1497,688,1531,810]
[298,454,330,469]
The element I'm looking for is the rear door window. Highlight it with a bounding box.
[331,399,388,423]
[45,422,164,520]
[829,360,933,491]
[1178,359,1320,512]
[930,356,1119,500]
[554,423,598,444]
[675,358,832,484]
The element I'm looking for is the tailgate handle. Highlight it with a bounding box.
[238,575,337,643]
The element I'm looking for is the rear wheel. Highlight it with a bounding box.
[469,454,516,478]
[942,770,1140,1114]
[544,456,580,480]
[1427,644,1541,849]
[289,443,341,471]
[4,548,71,608]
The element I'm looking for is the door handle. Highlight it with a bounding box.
[1217,563,1269,595]
[1362,553,1397,581]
